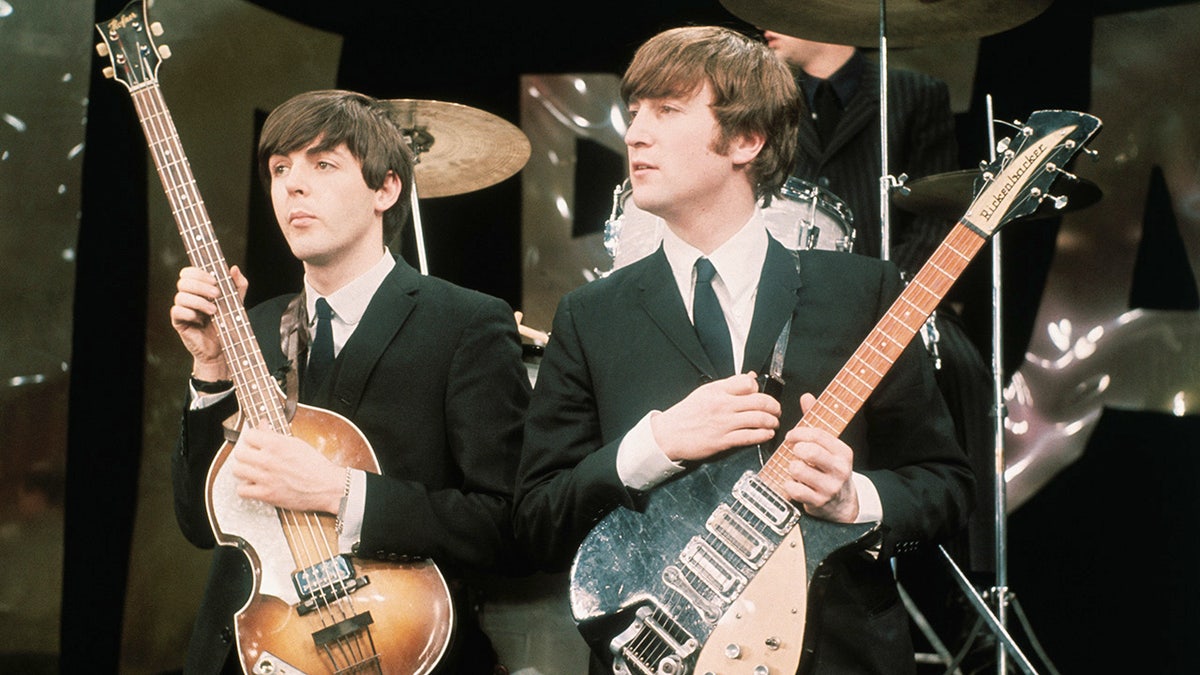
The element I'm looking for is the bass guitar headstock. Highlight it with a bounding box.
[94,0,170,91]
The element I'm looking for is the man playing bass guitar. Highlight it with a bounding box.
[170,89,529,674]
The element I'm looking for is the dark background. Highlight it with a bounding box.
[60,0,1200,672]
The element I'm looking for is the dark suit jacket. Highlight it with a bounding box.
[514,236,975,674]
[794,58,958,278]
[172,257,530,674]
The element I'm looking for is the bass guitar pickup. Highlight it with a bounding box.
[291,554,372,616]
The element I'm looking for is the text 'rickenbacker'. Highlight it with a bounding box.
[570,110,1102,675]
[95,2,453,673]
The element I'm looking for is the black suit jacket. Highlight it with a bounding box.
[172,257,530,674]
[514,236,975,674]
[795,59,958,278]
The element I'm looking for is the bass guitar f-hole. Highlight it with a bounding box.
[95,2,454,673]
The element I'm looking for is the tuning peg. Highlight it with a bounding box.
[995,137,1011,154]
[1027,186,1069,211]
[158,44,172,60]
[150,22,164,37]
[1045,163,1079,182]
[95,42,110,58]
[102,66,115,80]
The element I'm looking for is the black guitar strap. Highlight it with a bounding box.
[279,292,308,420]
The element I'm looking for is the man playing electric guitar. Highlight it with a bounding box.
[514,26,975,674]
[170,90,530,674]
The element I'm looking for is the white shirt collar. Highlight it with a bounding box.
[661,208,770,310]
[304,248,396,329]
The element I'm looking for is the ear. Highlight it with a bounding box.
[729,131,766,167]
[374,170,402,213]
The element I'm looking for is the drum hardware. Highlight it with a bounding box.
[384,99,532,273]
[768,177,857,253]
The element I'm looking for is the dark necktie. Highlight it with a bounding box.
[693,258,734,378]
[305,297,334,392]
[812,79,841,149]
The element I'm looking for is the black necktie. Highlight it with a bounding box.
[693,258,734,378]
[812,80,840,149]
[305,297,334,392]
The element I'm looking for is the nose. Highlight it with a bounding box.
[625,112,650,149]
[282,164,307,195]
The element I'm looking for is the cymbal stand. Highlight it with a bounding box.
[409,182,430,275]
[400,129,431,275]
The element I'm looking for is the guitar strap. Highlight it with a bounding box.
[279,292,308,420]
[758,247,802,400]
[755,249,800,465]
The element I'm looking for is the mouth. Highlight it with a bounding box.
[629,161,656,176]
[287,210,317,225]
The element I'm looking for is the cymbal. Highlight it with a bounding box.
[894,169,1102,221]
[385,99,531,198]
[720,0,1052,48]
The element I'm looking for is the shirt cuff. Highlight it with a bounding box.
[616,412,687,492]
[187,383,234,410]
[852,471,882,523]
[337,469,367,552]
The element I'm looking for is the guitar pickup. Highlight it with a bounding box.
[292,555,371,615]
[733,472,799,535]
[679,538,746,601]
[707,503,773,567]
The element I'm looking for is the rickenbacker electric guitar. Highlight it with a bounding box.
[95,3,453,673]
[570,110,1102,674]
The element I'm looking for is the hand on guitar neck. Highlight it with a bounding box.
[170,264,249,382]
[776,392,861,523]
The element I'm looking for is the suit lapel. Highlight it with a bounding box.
[326,259,418,415]
[743,238,802,375]
[636,250,719,377]
[635,242,803,380]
